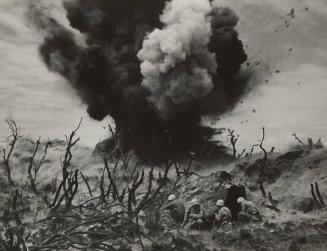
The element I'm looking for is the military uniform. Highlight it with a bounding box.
[214,206,232,231]
[164,200,185,224]
[238,200,262,223]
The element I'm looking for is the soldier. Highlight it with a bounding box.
[237,197,262,223]
[164,194,186,224]
[182,198,205,229]
[214,199,232,229]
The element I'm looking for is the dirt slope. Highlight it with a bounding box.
[1,137,327,250]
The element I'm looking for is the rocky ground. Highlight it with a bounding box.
[149,145,327,251]
[0,135,327,250]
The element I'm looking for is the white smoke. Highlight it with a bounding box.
[137,0,217,120]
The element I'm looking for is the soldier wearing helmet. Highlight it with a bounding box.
[164,194,185,224]
[237,197,262,223]
[182,198,205,229]
[213,199,232,231]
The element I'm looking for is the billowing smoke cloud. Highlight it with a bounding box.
[28,0,248,160]
[28,3,80,80]
[138,0,216,119]
[209,5,247,79]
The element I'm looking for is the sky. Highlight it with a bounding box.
[212,0,327,152]
[0,0,326,152]
[0,0,110,146]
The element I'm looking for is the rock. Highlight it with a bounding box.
[219,231,239,246]
[291,197,315,213]
[168,233,209,251]
[173,236,195,250]
[150,242,172,251]
[296,236,307,244]
[220,171,232,181]
[245,159,263,177]
[238,212,252,223]
[117,248,132,251]
[239,227,253,240]
[149,233,217,251]
[95,137,114,154]
[263,221,278,229]
[190,187,200,196]
[264,167,282,181]
[282,221,296,233]
[245,159,281,181]
[288,241,300,251]
[320,221,327,230]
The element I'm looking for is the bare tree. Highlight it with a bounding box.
[27,137,41,194]
[293,133,324,150]
[238,149,246,158]
[105,159,126,203]
[1,114,22,185]
[256,127,269,179]
[311,182,326,209]
[259,127,268,162]
[292,133,305,145]
[315,182,326,208]
[248,144,259,157]
[228,129,239,158]
[259,181,267,198]
[80,172,93,198]
[127,169,145,214]
[173,161,181,178]
[49,119,82,212]
[27,138,52,194]
[0,190,28,250]
[3,158,173,251]
[311,183,321,208]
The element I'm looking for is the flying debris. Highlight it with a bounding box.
[286,8,295,18]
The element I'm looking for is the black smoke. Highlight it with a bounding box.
[29,0,248,160]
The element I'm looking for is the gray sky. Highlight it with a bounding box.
[213,0,327,151]
[0,0,109,146]
[0,0,326,151]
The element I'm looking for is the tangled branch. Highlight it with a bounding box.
[1,114,22,185]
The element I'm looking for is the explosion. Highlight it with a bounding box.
[28,0,247,160]
[137,0,216,119]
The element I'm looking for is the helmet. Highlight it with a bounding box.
[237,197,245,204]
[190,198,199,205]
[216,199,225,207]
[168,194,176,201]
